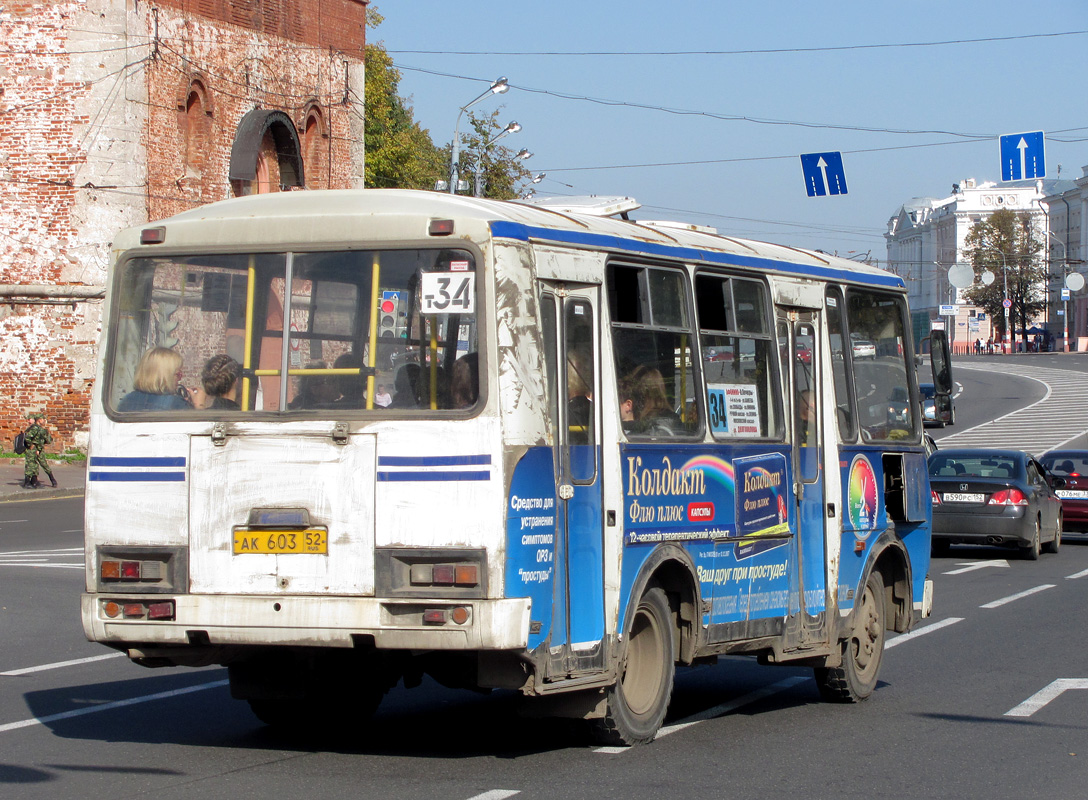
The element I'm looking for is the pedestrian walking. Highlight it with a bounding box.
[22,412,57,489]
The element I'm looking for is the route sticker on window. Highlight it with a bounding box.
[420,272,475,314]
[706,383,761,437]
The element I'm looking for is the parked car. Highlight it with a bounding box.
[928,448,1063,559]
[1039,450,1088,534]
[851,339,876,359]
[920,382,955,427]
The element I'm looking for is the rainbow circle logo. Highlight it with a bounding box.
[848,455,878,535]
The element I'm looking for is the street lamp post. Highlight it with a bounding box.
[1048,231,1069,352]
[473,121,528,198]
[449,76,509,195]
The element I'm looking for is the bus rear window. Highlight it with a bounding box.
[106,248,480,415]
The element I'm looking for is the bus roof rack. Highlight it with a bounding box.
[636,219,718,235]
[518,195,641,218]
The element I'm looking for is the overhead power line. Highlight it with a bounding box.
[387,29,1088,56]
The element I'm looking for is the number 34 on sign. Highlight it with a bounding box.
[420,272,475,314]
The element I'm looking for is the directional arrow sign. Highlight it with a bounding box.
[1000,131,1045,181]
[800,152,847,197]
[942,558,1010,576]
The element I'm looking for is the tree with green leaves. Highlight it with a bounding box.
[961,208,1045,352]
[363,8,444,190]
[451,110,534,199]
[363,8,533,198]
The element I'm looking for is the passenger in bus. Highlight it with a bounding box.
[619,365,684,436]
[388,363,421,409]
[117,347,192,412]
[450,352,479,409]
[374,384,393,408]
[195,354,241,410]
[799,389,816,445]
[415,364,450,409]
[331,352,367,408]
[288,361,338,409]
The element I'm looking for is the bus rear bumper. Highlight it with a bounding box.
[81,593,532,652]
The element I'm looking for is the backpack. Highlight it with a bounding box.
[13,430,26,455]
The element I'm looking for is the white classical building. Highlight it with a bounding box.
[1041,166,1088,349]
[886,176,1075,352]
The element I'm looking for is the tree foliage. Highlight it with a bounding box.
[363,9,532,197]
[451,111,534,199]
[363,8,444,190]
[961,208,1045,349]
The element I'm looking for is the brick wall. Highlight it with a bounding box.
[0,0,367,451]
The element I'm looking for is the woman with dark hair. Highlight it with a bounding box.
[200,354,241,410]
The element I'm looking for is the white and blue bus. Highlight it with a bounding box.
[82,189,952,745]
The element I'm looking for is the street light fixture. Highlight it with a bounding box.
[473,121,530,198]
[449,76,509,195]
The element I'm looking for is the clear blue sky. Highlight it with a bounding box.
[375,2,1087,262]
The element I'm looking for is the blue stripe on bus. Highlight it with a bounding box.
[89,456,186,467]
[378,455,491,467]
[89,472,187,482]
[377,470,491,482]
[488,220,905,289]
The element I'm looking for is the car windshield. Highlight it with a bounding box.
[929,454,1020,479]
[1041,454,1088,476]
[919,384,936,399]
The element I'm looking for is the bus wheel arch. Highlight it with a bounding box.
[815,538,909,702]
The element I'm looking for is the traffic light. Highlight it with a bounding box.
[379,291,399,338]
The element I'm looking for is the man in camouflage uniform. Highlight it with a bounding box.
[22,412,57,489]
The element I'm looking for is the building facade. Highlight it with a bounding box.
[886,176,1079,352]
[0,0,367,450]
[1041,165,1088,350]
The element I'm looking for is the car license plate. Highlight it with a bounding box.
[232,528,328,555]
[1056,490,1088,499]
[943,492,984,503]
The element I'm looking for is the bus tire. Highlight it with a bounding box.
[814,570,885,703]
[593,586,675,746]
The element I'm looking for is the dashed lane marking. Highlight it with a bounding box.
[980,584,1055,609]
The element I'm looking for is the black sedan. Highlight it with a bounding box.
[1039,450,1088,534]
[929,448,1063,559]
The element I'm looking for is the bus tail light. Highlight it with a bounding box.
[423,609,447,624]
[988,488,1027,506]
[96,548,184,592]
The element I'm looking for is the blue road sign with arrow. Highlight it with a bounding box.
[1000,131,1045,181]
[800,152,848,197]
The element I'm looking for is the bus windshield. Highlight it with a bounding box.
[106,247,479,415]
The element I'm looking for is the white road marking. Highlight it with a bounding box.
[980,584,1055,609]
[942,560,1009,576]
[594,676,809,753]
[0,679,229,734]
[885,617,964,649]
[0,546,84,569]
[0,520,29,524]
[1,652,126,677]
[1066,567,1088,580]
[465,792,520,800]
[1004,679,1088,717]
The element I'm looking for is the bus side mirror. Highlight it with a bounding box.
[929,330,953,396]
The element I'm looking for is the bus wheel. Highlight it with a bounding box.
[814,570,885,703]
[593,586,675,746]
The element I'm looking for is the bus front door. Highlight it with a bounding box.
[782,312,829,647]
[541,285,606,678]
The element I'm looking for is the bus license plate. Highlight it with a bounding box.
[232,529,328,555]
[943,492,984,503]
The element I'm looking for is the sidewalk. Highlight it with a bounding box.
[0,462,86,502]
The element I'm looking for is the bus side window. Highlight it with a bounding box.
[695,273,778,440]
[825,287,856,440]
[608,263,700,438]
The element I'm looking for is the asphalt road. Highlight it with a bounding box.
[2,358,1087,799]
